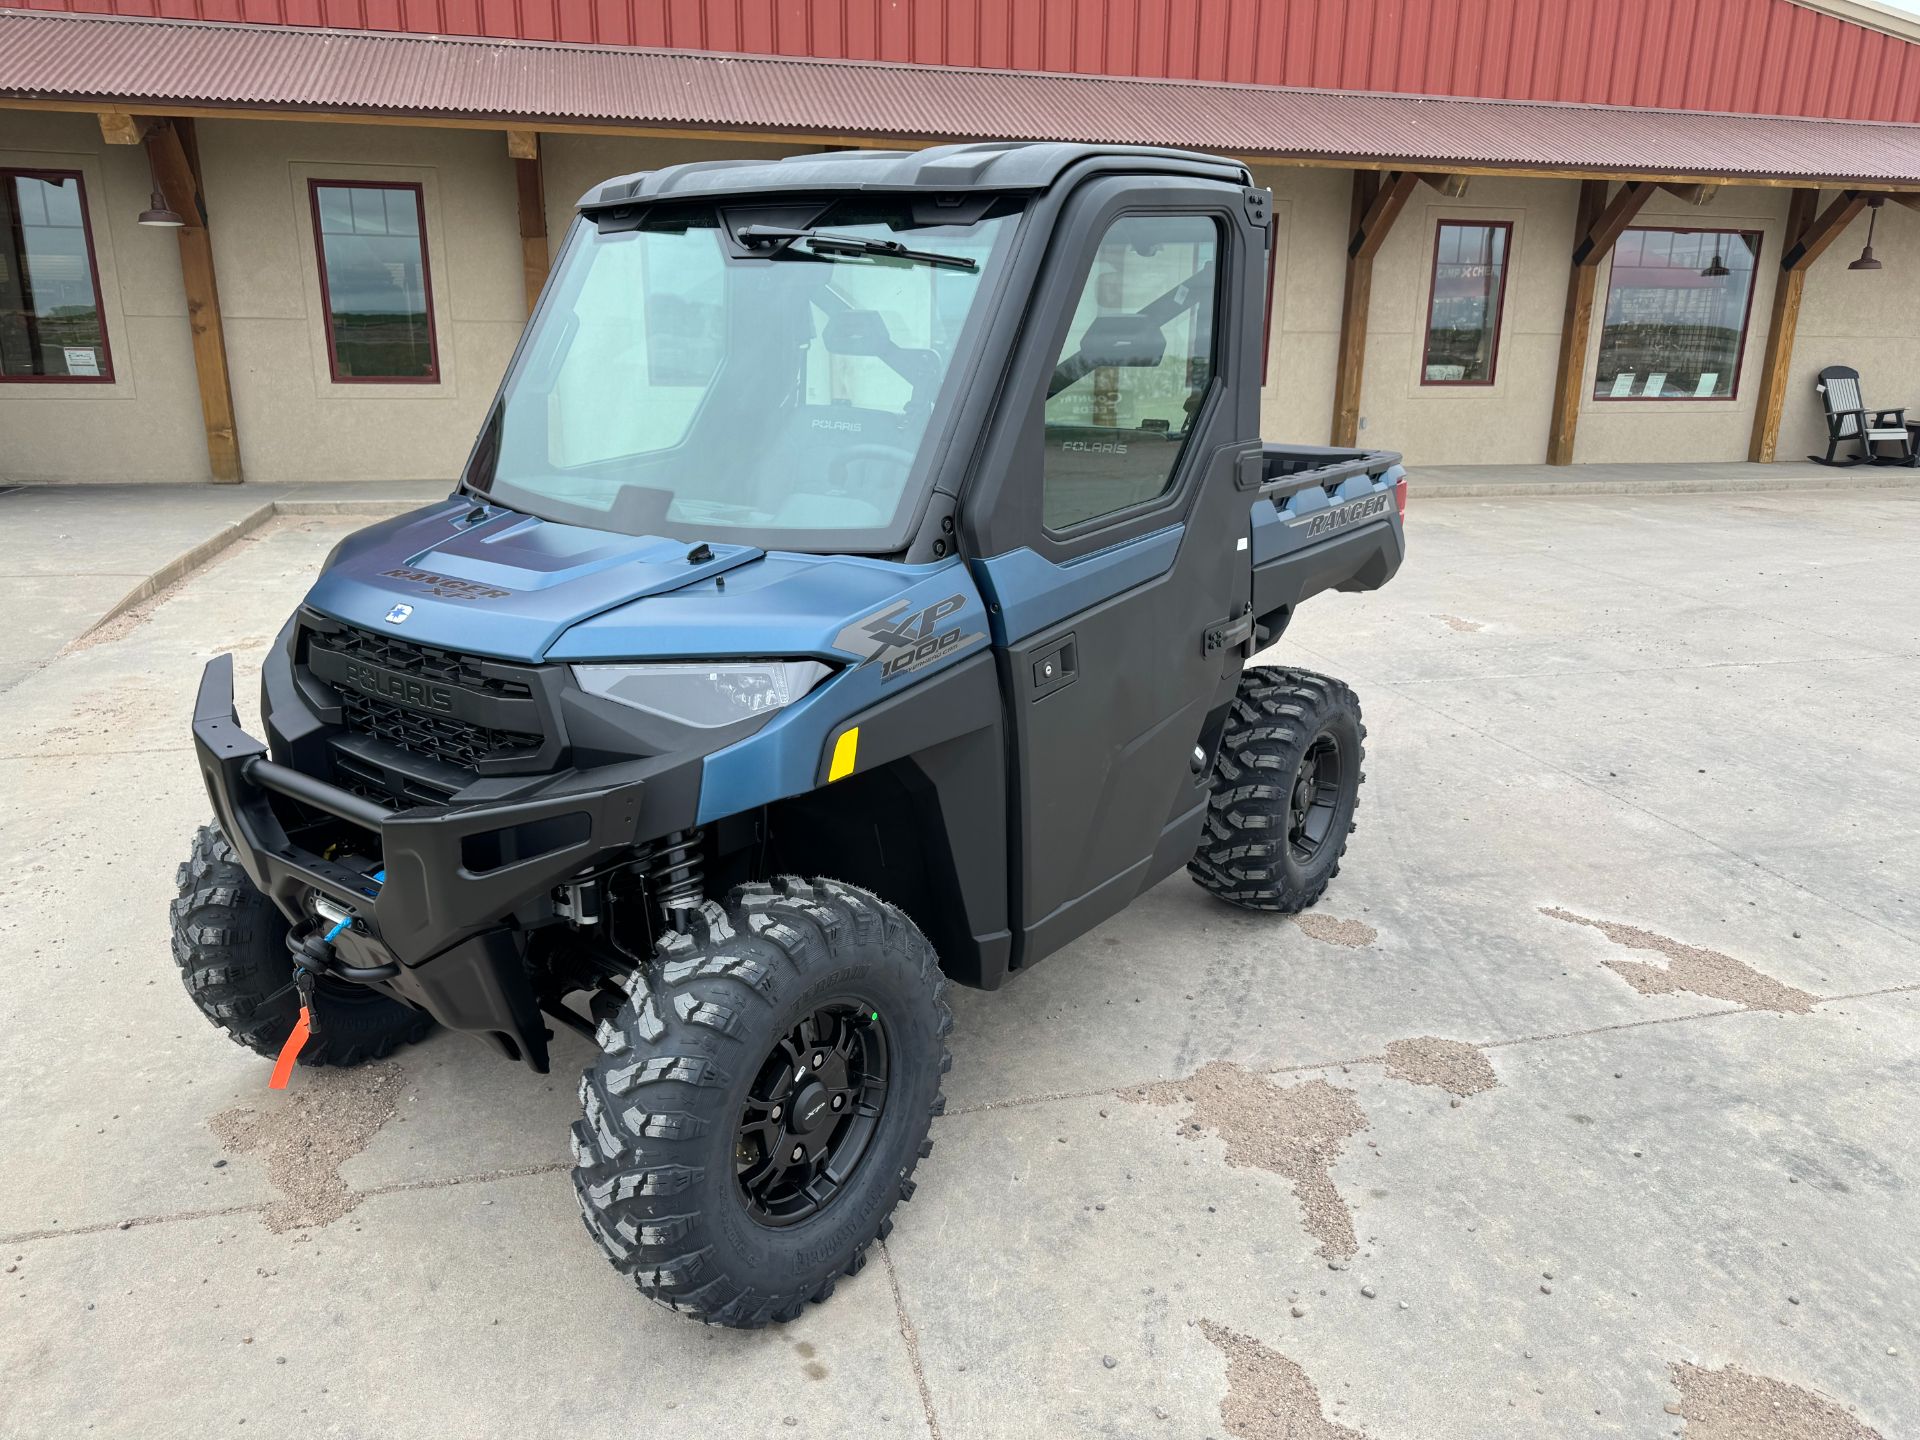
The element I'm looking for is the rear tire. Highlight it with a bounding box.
[170,824,433,1066]
[571,877,951,1327]
[1189,666,1365,912]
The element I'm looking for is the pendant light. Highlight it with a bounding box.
[1849,197,1885,272]
[137,188,184,227]
[1700,248,1731,278]
[137,139,183,227]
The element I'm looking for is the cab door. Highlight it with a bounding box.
[966,179,1264,967]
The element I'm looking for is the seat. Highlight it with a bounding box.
[1811,365,1914,466]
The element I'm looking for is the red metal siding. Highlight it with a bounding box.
[10,0,1920,124]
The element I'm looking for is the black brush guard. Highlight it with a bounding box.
[192,653,660,1070]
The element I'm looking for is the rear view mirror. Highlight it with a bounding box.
[1074,313,1166,370]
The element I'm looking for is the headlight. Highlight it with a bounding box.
[573,661,831,729]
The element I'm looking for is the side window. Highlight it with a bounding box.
[1042,214,1219,530]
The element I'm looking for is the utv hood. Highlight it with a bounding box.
[303,501,764,661]
[303,500,968,665]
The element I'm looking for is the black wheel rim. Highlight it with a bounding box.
[735,1003,890,1228]
[1288,733,1344,864]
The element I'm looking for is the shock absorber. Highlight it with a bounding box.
[637,828,706,932]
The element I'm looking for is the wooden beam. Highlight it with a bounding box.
[1748,189,1822,464]
[1890,193,1920,214]
[1657,181,1720,205]
[1572,180,1655,266]
[514,152,548,319]
[1780,189,1867,271]
[1348,170,1419,260]
[143,120,241,483]
[1417,172,1471,198]
[98,111,157,145]
[144,119,204,227]
[1547,181,1608,466]
[1330,171,1418,447]
[1330,173,1377,449]
[506,128,539,160]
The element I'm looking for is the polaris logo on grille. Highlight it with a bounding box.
[342,659,455,715]
[1295,493,1390,537]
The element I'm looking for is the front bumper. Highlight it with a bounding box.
[193,652,679,1068]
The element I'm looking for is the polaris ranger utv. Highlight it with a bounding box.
[174,142,1404,1326]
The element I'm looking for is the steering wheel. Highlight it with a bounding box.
[824,443,917,497]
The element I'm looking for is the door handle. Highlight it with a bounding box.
[1031,635,1077,699]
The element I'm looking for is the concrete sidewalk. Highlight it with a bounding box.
[1407,458,1919,498]
[0,480,449,692]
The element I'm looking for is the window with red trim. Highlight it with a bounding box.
[0,169,113,384]
[310,181,438,382]
[1421,220,1509,386]
[1593,227,1761,401]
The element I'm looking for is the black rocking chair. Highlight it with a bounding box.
[1811,365,1914,466]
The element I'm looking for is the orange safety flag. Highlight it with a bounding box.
[268,1007,313,1090]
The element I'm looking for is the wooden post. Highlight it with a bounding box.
[1330,170,1418,447]
[515,156,548,317]
[1546,183,1606,467]
[1547,180,1653,465]
[511,132,548,319]
[1748,189,1870,462]
[145,119,242,483]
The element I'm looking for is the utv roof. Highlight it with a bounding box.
[578,141,1251,210]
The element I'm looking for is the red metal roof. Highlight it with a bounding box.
[9,0,1920,124]
[5,11,1920,186]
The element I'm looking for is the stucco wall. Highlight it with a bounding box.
[4,116,1915,484]
[1352,174,1580,465]
[197,119,528,484]
[0,110,209,483]
[1249,164,1346,449]
[1780,198,1920,463]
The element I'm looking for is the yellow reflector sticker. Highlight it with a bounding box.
[828,726,859,782]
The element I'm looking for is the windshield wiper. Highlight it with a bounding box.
[735,224,977,272]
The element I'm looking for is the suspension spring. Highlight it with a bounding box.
[638,828,706,930]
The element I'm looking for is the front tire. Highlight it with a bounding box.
[571,877,951,1327]
[170,824,433,1066]
[1189,667,1366,912]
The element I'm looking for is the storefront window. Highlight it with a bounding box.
[0,169,113,384]
[1421,221,1509,385]
[310,181,437,382]
[1593,228,1760,400]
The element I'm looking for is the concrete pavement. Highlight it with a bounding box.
[0,481,450,693]
[2,492,1916,1438]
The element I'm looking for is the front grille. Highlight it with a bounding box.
[302,619,547,780]
[337,690,543,771]
[319,625,534,702]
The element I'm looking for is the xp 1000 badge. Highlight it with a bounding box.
[834,594,985,682]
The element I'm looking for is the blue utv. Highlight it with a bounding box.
[174,142,1405,1326]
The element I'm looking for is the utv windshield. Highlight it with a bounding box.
[467,201,1019,551]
